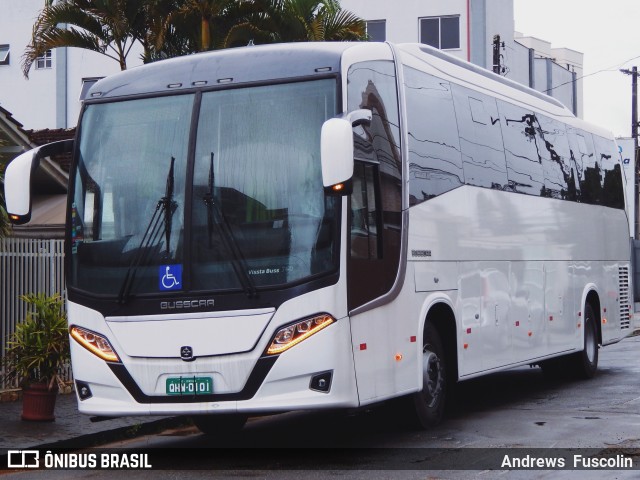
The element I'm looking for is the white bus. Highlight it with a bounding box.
[5,42,632,432]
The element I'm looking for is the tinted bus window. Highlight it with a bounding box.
[403,66,464,205]
[568,129,600,205]
[497,101,543,196]
[593,134,625,209]
[451,84,508,190]
[536,115,579,200]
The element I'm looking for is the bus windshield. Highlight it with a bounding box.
[69,79,339,298]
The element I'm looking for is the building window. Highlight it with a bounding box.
[0,45,9,65]
[79,77,104,100]
[36,50,52,69]
[420,16,460,50]
[366,20,386,42]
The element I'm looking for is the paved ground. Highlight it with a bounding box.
[0,391,186,450]
[0,330,638,479]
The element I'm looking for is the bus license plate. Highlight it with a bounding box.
[166,377,213,395]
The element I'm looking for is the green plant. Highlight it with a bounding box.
[0,167,11,238]
[3,293,70,391]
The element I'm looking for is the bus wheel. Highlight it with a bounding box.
[571,303,599,379]
[192,414,247,435]
[411,323,447,428]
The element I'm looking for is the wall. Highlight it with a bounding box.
[1,0,583,129]
[0,0,56,129]
[0,0,143,130]
[341,0,470,61]
[341,0,582,118]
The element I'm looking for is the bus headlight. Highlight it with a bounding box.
[70,326,121,363]
[266,314,335,355]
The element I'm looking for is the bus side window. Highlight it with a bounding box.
[497,100,544,196]
[403,66,464,205]
[451,84,507,190]
[572,130,600,205]
[351,161,382,260]
[593,134,625,209]
[536,115,577,201]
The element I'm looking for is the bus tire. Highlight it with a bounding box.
[192,414,247,435]
[411,322,447,428]
[570,303,599,379]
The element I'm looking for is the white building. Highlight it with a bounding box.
[341,0,583,117]
[0,0,582,134]
[0,0,143,132]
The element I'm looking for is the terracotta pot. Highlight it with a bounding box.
[21,382,58,422]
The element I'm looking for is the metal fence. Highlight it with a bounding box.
[0,237,68,389]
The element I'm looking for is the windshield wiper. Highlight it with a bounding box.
[203,152,258,299]
[117,157,178,304]
[163,156,176,258]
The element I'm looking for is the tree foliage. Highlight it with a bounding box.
[223,0,367,48]
[23,0,366,76]
[23,0,146,77]
[0,169,10,238]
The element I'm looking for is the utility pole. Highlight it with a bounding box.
[492,35,504,75]
[621,66,639,238]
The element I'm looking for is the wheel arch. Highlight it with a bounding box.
[584,288,602,345]
[419,296,458,384]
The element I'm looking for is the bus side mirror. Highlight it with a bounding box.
[320,109,371,196]
[4,139,74,225]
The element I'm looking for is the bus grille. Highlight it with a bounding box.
[619,266,631,330]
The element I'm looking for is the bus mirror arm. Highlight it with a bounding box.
[344,109,372,127]
[320,109,370,195]
[4,139,74,225]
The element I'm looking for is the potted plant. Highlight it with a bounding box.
[2,293,70,421]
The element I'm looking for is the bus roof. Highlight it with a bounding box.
[86,41,613,140]
[87,42,356,100]
[396,43,614,140]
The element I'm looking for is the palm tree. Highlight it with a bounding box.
[319,1,366,41]
[167,0,237,52]
[23,0,365,73]
[22,0,146,78]
[141,0,194,61]
[225,0,365,47]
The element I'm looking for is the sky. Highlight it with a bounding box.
[514,0,640,138]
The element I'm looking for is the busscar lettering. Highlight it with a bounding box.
[160,299,214,310]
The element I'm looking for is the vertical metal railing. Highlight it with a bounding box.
[0,238,67,389]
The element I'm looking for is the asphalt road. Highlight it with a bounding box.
[3,334,640,479]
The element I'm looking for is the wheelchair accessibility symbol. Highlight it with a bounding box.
[159,265,182,291]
